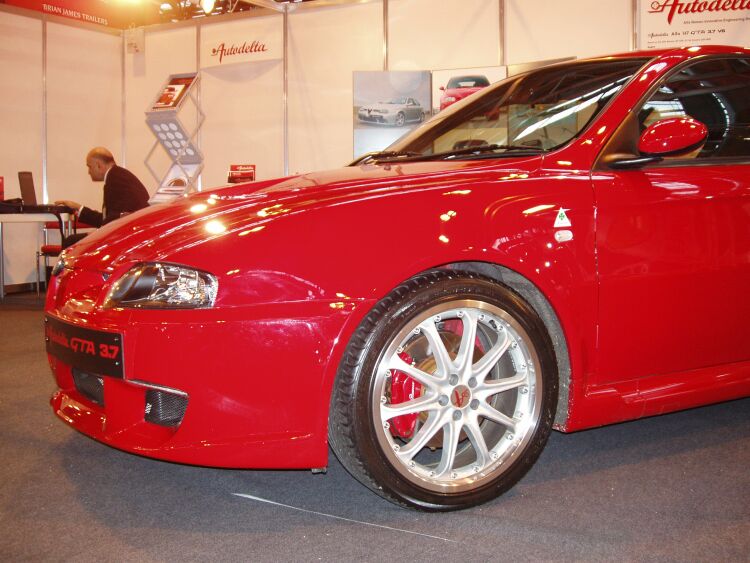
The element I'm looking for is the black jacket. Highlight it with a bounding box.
[78,165,150,227]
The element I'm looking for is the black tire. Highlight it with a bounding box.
[419,111,425,122]
[395,112,406,127]
[329,270,558,511]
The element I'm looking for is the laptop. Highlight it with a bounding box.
[18,171,37,205]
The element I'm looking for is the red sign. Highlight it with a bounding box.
[648,0,750,24]
[227,165,256,184]
[4,0,156,29]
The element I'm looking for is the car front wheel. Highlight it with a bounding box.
[395,112,406,127]
[329,270,558,510]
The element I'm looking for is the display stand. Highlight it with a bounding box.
[144,72,204,204]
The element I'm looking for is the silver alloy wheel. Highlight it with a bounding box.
[371,299,542,493]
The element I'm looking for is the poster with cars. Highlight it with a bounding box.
[353,71,431,159]
[638,0,750,49]
[432,66,507,115]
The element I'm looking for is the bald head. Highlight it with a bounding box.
[87,147,115,163]
[86,147,115,182]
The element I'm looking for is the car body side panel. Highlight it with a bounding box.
[158,160,601,444]
[594,164,750,383]
[571,359,750,429]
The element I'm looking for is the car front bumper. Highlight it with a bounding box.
[357,111,394,124]
[45,266,366,469]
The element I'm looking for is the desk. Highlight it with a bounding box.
[0,209,73,299]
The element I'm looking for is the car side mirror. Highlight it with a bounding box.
[605,117,708,170]
[439,86,445,91]
[638,117,708,156]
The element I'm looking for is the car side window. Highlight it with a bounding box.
[639,57,750,160]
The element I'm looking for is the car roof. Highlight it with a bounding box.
[599,44,750,60]
[516,45,750,79]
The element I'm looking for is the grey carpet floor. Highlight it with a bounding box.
[1,296,748,562]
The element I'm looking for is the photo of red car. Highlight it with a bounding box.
[439,74,490,110]
[45,45,750,511]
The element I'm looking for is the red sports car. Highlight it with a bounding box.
[439,74,490,110]
[46,45,750,511]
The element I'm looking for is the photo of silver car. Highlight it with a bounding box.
[357,97,425,126]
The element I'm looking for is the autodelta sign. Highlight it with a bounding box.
[210,40,269,65]
[640,0,750,48]
[200,18,282,69]
[649,0,750,23]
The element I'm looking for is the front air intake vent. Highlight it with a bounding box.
[145,389,188,427]
[72,369,104,406]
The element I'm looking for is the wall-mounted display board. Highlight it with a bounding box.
[432,66,507,116]
[638,0,750,49]
[353,71,432,160]
[145,72,204,203]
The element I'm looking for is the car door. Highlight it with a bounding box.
[593,56,750,384]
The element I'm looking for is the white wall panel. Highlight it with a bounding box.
[200,15,284,186]
[0,12,43,191]
[46,22,121,211]
[389,0,501,71]
[0,11,43,285]
[506,0,632,64]
[288,2,383,174]
[124,26,196,193]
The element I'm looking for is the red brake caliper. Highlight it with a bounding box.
[388,321,468,439]
[389,352,422,439]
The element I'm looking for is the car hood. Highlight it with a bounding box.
[64,157,541,273]
[361,102,402,111]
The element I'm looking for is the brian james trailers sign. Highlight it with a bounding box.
[3,0,139,28]
[200,18,282,69]
[639,0,750,49]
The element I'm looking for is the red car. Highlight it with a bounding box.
[46,45,750,511]
[439,74,490,110]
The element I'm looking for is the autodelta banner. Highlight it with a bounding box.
[200,17,282,69]
[639,0,750,49]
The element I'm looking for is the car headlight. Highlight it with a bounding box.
[104,262,218,309]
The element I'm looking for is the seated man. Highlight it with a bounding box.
[56,147,150,247]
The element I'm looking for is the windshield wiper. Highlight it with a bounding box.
[349,150,421,166]
[374,144,543,163]
[433,144,544,159]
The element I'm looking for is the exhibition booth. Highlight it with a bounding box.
[1,0,749,544]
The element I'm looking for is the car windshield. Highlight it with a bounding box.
[385,57,650,160]
[447,76,490,89]
[384,98,409,105]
